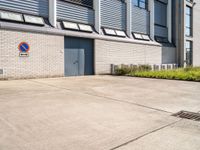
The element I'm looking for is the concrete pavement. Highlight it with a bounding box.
[0,76,200,150]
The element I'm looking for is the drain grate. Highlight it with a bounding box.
[172,111,200,122]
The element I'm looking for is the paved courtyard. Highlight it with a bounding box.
[0,76,200,150]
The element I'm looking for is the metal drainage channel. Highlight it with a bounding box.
[172,111,200,122]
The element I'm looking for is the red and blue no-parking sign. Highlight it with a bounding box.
[18,42,30,52]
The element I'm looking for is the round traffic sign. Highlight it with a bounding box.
[18,42,30,52]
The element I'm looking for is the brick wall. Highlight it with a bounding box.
[95,39,176,74]
[0,29,177,79]
[0,29,64,79]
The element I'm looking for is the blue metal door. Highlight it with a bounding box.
[64,49,79,76]
[78,49,85,76]
[64,37,94,76]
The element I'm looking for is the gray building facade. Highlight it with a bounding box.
[173,0,200,67]
[0,0,199,79]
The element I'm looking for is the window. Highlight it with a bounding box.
[133,0,148,9]
[63,21,79,30]
[154,0,168,42]
[0,10,46,26]
[142,34,150,41]
[186,41,193,66]
[24,15,45,26]
[0,10,23,22]
[155,36,169,43]
[103,28,126,38]
[115,30,126,37]
[62,21,93,33]
[155,0,167,27]
[133,33,150,41]
[186,6,192,36]
[78,24,93,32]
[103,28,116,36]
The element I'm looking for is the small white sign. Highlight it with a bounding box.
[63,21,79,30]
[104,28,116,35]
[78,24,93,32]
[0,11,23,22]
[24,15,44,25]
[115,30,126,37]
[19,52,29,57]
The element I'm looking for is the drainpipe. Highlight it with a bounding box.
[167,0,172,43]
[126,0,132,37]
[94,0,101,33]
[49,0,57,27]
[149,0,155,40]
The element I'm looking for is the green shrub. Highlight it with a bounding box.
[115,67,132,75]
[115,65,200,81]
[138,65,152,72]
[131,67,200,82]
[184,66,200,72]
[115,65,152,75]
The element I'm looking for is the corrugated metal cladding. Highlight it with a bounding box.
[155,26,168,37]
[0,0,49,17]
[132,6,150,34]
[65,0,93,7]
[154,0,168,37]
[57,0,94,25]
[101,0,126,30]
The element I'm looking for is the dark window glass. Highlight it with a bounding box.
[133,0,148,10]
[186,41,193,66]
[155,36,169,43]
[155,0,167,27]
[186,6,192,36]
